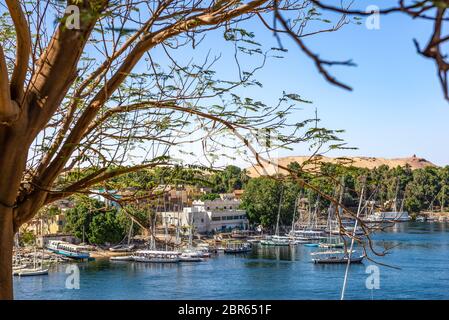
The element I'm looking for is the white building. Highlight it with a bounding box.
[161,198,248,234]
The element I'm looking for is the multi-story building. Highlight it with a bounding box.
[161,198,248,234]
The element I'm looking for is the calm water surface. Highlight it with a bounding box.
[14,222,449,300]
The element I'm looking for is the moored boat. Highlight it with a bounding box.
[109,244,136,252]
[133,250,180,263]
[110,255,134,262]
[311,250,364,264]
[17,268,49,276]
[223,241,252,253]
[47,240,90,260]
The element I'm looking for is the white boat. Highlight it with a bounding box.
[47,240,90,259]
[288,229,326,241]
[223,241,252,253]
[260,235,296,246]
[133,250,180,263]
[311,250,364,264]
[12,265,28,276]
[365,211,410,222]
[416,216,426,222]
[179,250,204,262]
[110,255,134,262]
[181,248,205,261]
[17,268,49,276]
[109,244,136,252]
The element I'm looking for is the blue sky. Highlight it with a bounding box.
[170,4,449,167]
[269,9,449,166]
[55,2,449,168]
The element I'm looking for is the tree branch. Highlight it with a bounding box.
[0,45,19,124]
[6,0,31,102]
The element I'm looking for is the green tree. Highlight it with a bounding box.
[241,177,300,229]
[87,210,128,245]
[65,196,128,245]
[210,165,249,193]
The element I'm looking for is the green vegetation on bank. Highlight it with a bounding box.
[51,162,449,243]
[64,196,131,245]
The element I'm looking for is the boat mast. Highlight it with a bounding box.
[127,220,134,246]
[188,210,194,249]
[313,195,320,229]
[291,193,301,234]
[275,186,284,236]
[341,179,366,300]
[393,177,400,212]
[442,185,446,212]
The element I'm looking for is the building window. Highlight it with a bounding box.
[229,206,233,210]
[201,219,204,223]
[224,206,227,209]
[212,217,221,221]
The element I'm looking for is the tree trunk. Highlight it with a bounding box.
[0,205,14,300]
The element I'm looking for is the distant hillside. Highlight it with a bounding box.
[246,155,436,177]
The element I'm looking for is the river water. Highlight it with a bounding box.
[13,222,449,300]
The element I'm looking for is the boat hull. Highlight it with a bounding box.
[224,248,252,254]
[133,257,179,263]
[17,268,49,276]
[110,256,134,262]
[55,249,90,260]
[313,256,364,264]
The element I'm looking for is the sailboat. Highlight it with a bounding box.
[180,211,204,262]
[133,207,181,263]
[19,216,49,277]
[288,195,326,244]
[320,186,344,249]
[313,181,366,265]
[110,220,136,252]
[366,179,410,222]
[17,246,49,277]
[261,187,298,246]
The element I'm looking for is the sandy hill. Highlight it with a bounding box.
[246,155,436,177]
